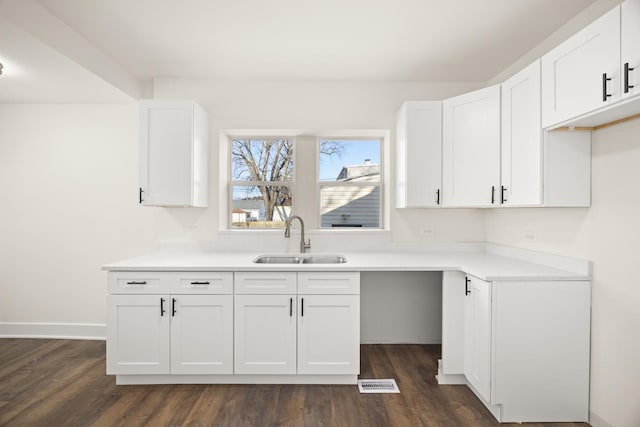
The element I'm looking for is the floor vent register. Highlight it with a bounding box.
[357,379,400,393]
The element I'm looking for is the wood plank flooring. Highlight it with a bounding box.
[0,339,590,427]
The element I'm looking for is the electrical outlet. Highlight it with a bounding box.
[523,231,537,241]
[421,227,434,236]
[187,224,199,231]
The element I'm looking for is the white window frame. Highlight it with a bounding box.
[317,137,384,229]
[219,129,390,232]
[228,136,297,229]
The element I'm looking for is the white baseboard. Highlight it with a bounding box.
[0,322,106,340]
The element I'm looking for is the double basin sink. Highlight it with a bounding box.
[253,254,347,264]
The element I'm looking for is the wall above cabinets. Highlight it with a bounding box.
[139,100,209,207]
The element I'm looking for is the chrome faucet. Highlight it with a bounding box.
[284,215,311,253]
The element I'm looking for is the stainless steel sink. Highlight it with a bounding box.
[252,254,347,264]
[301,255,347,264]
[253,256,301,264]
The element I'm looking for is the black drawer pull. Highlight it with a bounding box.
[172,298,177,317]
[190,281,210,285]
[465,277,471,296]
[491,186,495,204]
[126,281,147,285]
[501,186,507,204]
[290,298,293,317]
[301,298,304,317]
[436,189,440,205]
[624,62,635,93]
[160,298,166,316]
[602,73,612,102]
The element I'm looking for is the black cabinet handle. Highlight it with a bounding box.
[126,281,146,285]
[301,298,304,317]
[436,189,440,205]
[139,187,144,204]
[190,281,210,285]
[501,186,507,204]
[491,186,495,204]
[465,277,471,296]
[602,73,612,102]
[289,298,293,317]
[160,298,165,316]
[172,298,177,317]
[624,63,635,93]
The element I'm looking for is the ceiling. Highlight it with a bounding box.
[1,0,599,102]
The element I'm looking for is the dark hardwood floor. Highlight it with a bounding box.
[0,339,590,427]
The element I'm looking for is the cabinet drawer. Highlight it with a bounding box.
[170,272,233,294]
[107,271,170,294]
[234,272,297,294]
[297,272,360,295]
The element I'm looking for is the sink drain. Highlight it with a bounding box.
[357,379,400,393]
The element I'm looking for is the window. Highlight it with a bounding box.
[224,132,387,231]
[230,138,294,228]
[318,139,382,228]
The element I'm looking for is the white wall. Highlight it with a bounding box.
[485,120,640,427]
[0,105,155,330]
[487,0,621,85]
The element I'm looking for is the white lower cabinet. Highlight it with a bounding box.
[297,294,360,375]
[440,271,591,423]
[107,294,233,376]
[107,272,234,376]
[234,294,297,375]
[107,271,360,382]
[170,295,233,375]
[463,275,491,402]
[107,294,170,375]
[234,272,361,376]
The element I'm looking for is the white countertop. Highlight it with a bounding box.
[103,249,590,282]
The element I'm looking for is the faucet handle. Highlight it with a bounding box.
[304,238,311,250]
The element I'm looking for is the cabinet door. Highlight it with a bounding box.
[442,85,501,207]
[170,295,233,375]
[622,0,640,99]
[501,60,542,206]
[464,276,491,402]
[139,100,208,207]
[541,6,621,127]
[234,294,297,374]
[396,101,442,208]
[106,294,170,375]
[297,295,360,375]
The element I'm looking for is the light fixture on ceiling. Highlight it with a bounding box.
[0,62,3,75]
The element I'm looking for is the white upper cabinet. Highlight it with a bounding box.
[501,60,542,206]
[442,85,501,207]
[395,101,442,208]
[139,100,209,207]
[541,6,621,128]
[622,0,640,99]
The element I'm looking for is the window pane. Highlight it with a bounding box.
[320,185,380,228]
[319,139,380,182]
[231,185,292,228]
[232,139,294,182]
